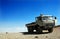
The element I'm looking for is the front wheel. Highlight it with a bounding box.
[48,28,53,33]
[36,27,42,33]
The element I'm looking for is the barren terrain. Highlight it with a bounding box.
[0,27,60,39]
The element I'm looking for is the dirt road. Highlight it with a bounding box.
[0,27,60,39]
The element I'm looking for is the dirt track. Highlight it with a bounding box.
[0,27,60,39]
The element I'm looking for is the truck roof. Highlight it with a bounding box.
[42,15,52,16]
[41,15,53,17]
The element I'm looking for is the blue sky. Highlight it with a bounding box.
[0,0,60,32]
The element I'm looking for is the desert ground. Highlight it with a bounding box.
[0,27,60,39]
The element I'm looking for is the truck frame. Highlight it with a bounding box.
[26,14,57,33]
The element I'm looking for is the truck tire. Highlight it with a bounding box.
[28,27,33,33]
[48,28,53,33]
[36,27,42,33]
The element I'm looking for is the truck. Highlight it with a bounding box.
[26,14,57,33]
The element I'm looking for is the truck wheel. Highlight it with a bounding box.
[36,27,42,33]
[48,28,53,33]
[28,27,33,33]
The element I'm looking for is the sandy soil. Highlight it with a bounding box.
[0,27,60,39]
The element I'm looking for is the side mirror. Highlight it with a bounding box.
[55,17,57,19]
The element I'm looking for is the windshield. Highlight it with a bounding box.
[42,17,53,20]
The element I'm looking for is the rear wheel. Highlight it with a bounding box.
[48,28,53,33]
[27,27,33,33]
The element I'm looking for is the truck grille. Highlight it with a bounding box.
[46,23,54,26]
